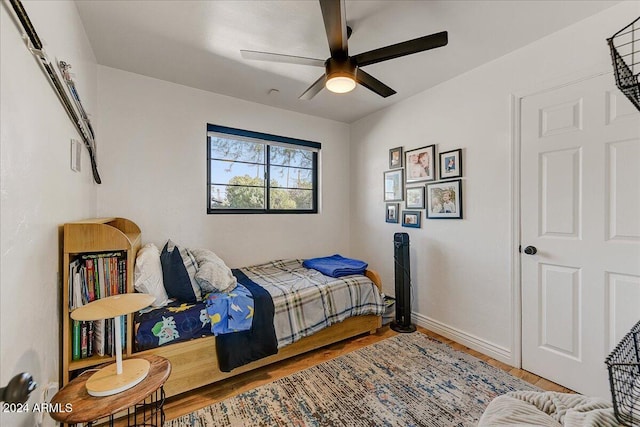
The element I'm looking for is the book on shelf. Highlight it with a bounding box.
[72,320,81,361]
[86,259,95,301]
[122,314,127,351]
[105,317,112,357]
[119,259,126,294]
[87,321,94,357]
[97,257,106,299]
[81,321,88,358]
[94,319,105,357]
[69,251,127,360]
[68,259,80,310]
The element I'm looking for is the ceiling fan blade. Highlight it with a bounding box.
[319,0,348,58]
[241,50,325,67]
[299,74,326,100]
[356,69,396,98]
[353,31,448,67]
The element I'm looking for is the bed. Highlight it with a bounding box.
[133,254,384,398]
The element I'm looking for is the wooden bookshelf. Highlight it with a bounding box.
[61,218,141,386]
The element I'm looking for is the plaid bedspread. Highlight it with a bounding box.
[240,259,385,348]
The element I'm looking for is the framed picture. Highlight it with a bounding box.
[426,180,463,219]
[402,210,421,228]
[406,186,425,209]
[385,203,400,223]
[405,145,436,183]
[383,169,404,201]
[439,149,462,179]
[389,146,403,169]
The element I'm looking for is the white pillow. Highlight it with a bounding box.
[134,243,170,307]
[190,248,237,293]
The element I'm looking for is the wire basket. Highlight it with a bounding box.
[607,16,640,112]
[605,319,640,426]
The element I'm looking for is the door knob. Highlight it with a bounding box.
[523,246,537,255]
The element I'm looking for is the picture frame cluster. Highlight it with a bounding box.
[384,145,463,227]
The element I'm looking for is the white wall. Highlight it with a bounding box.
[96,67,351,267]
[0,1,97,425]
[349,1,639,363]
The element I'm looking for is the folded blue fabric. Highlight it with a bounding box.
[205,284,254,336]
[302,254,368,278]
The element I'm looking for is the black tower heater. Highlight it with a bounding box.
[391,232,416,333]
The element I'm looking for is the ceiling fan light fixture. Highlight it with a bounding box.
[326,75,356,93]
[325,58,357,94]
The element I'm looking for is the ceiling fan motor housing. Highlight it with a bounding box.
[325,57,357,93]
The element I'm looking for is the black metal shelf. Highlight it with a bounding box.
[605,319,640,426]
[608,16,640,111]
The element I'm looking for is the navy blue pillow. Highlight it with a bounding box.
[160,242,197,303]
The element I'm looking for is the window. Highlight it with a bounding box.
[207,124,320,214]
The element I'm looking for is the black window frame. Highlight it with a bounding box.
[207,124,320,214]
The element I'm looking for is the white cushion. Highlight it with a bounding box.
[190,248,237,293]
[134,243,170,307]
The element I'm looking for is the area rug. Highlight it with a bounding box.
[166,332,539,427]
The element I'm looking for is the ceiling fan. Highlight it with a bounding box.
[240,0,448,100]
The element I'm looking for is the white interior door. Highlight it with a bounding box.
[520,73,640,398]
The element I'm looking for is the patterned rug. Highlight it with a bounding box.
[166,332,539,426]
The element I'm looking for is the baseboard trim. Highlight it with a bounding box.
[413,313,513,365]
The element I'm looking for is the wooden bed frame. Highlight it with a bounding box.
[135,270,383,397]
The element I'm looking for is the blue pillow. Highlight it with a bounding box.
[160,240,200,303]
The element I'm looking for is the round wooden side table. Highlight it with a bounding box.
[50,355,171,426]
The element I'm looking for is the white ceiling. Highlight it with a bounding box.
[75,0,620,123]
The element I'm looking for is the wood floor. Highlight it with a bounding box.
[161,325,574,422]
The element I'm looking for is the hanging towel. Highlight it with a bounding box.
[302,254,368,278]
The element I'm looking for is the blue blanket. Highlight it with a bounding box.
[302,254,368,278]
[215,269,278,372]
[134,300,212,351]
[205,284,253,336]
